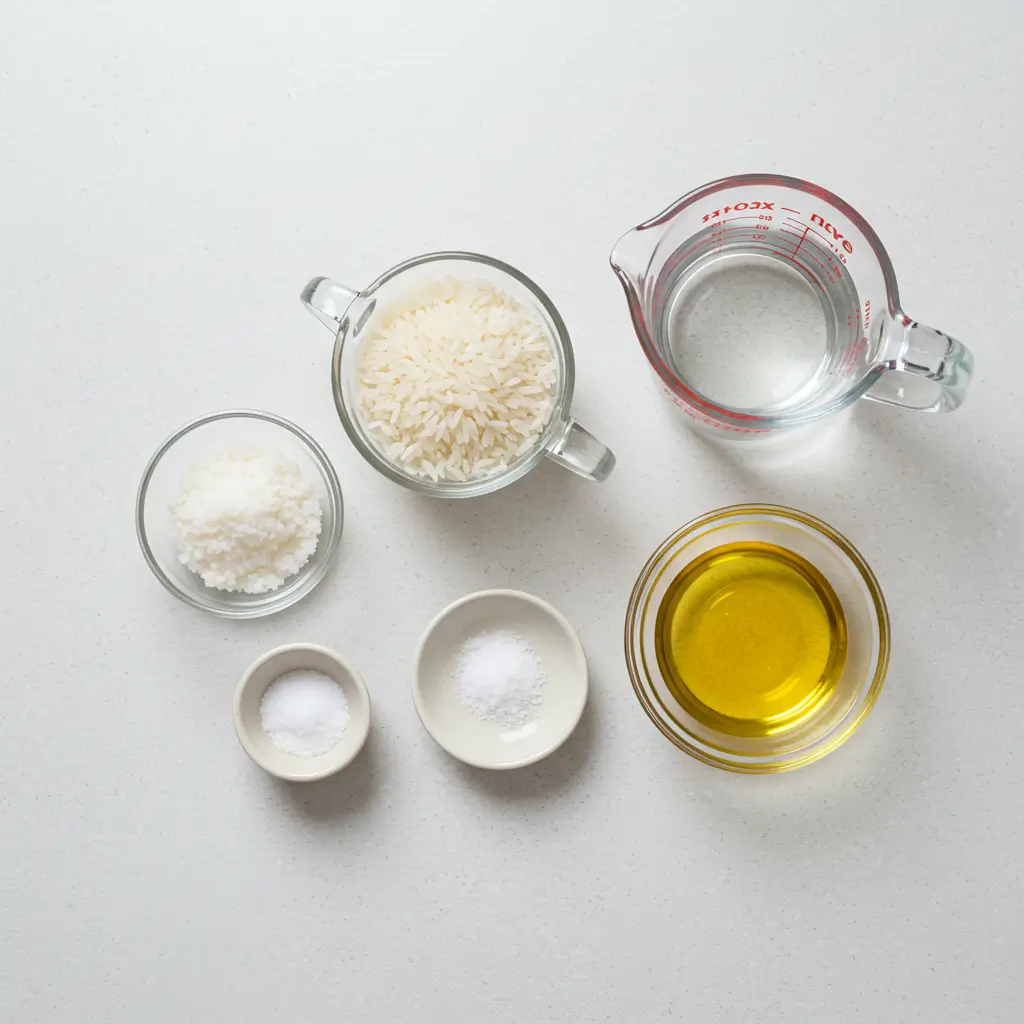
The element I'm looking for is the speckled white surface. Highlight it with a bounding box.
[2,3,1022,1021]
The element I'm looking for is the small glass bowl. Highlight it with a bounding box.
[625,504,890,773]
[136,410,344,618]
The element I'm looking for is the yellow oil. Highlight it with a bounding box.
[655,541,847,737]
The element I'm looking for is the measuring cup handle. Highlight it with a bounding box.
[866,319,974,412]
[300,277,359,333]
[545,418,616,482]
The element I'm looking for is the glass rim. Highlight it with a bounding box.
[624,504,891,773]
[331,250,577,498]
[135,409,345,618]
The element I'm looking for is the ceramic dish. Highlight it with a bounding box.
[234,644,371,782]
[413,590,588,769]
[136,410,344,618]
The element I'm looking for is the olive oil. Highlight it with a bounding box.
[655,541,847,737]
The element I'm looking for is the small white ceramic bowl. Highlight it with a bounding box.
[234,644,371,782]
[413,590,588,769]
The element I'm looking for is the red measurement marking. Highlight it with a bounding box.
[775,254,827,289]
[838,336,867,376]
[778,227,826,269]
[805,225,837,248]
[783,216,850,264]
[781,207,801,214]
[672,238,713,263]
[788,218,840,251]
[783,217,813,232]
[667,391,771,433]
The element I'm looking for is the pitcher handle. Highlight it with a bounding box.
[866,319,973,413]
[545,418,616,482]
[300,276,359,332]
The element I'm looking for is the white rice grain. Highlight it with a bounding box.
[355,278,558,482]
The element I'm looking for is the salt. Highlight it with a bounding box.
[456,629,545,727]
[171,447,322,594]
[259,670,349,757]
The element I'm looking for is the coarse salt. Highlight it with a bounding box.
[259,670,349,758]
[456,629,545,727]
[170,447,322,594]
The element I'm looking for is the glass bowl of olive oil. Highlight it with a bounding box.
[625,505,890,773]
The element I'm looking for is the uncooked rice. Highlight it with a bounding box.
[354,277,558,482]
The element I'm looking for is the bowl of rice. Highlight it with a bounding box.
[136,410,344,618]
[300,252,615,497]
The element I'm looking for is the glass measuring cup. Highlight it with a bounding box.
[301,252,614,497]
[610,173,973,436]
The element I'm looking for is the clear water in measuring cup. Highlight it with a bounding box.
[655,225,861,413]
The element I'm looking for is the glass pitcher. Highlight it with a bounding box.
[301,252,615,496]
[610,173,973,437]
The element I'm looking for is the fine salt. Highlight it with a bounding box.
[259,670,349,757]
[456,629,545,727]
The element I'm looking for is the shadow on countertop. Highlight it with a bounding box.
[449,685,598,805]
[273,730,382,821]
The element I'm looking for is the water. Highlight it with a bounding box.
[656,233,861,413]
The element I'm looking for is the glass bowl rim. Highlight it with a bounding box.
[624,503,891,773]
[135,409,344,618]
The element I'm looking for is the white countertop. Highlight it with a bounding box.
[3,2,1022,1020]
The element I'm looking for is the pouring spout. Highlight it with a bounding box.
[609,225,657,291]
[609,225,660,357]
